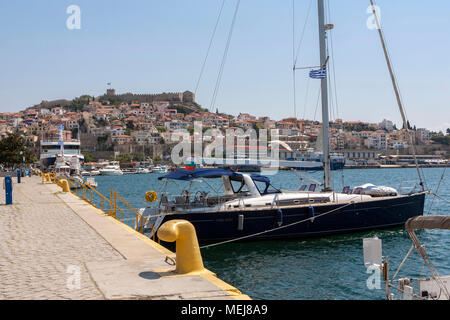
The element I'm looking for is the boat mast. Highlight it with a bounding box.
[318,0,331,191]
[58,125,64,157]
[369,0,424,191]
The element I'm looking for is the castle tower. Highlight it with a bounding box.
[182,91,195,103]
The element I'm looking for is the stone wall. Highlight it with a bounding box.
[102,90,195,104]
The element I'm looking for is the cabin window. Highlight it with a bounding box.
[230,180,249,194]
[253,180,281,195]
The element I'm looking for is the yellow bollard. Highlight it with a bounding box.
[60,179,71,193]
[45,173,50,182]
[157,220,205,274]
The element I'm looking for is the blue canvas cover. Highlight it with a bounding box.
[158,168,270,184]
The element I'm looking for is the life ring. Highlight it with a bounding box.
[145,191,157,203]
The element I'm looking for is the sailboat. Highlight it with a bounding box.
[138,0,425,242]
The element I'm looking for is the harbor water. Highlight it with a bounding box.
[92,167,450,299]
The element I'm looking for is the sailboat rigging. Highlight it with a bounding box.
[368,0,424,191]
[137,0,426,243]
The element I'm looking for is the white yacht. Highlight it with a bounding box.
[99,164,123,176]
[40,126,84,169]
[153,165,168,173]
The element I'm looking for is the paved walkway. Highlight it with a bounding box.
[0,176,249,300]
[0,176,123,299]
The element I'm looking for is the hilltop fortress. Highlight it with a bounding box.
[101,89,196,104]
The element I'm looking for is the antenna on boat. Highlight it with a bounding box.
[368,0,425,191]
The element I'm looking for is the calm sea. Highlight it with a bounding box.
[92,167,449,300]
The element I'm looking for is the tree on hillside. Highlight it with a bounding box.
[70,95,92,112]
[83,152,96,163]
[110,153,131,163]
[0,133,37,168]
[126,120,135,130]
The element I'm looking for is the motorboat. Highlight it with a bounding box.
[99,165,123,176]
[136,168,151,174]
[90,170,101,176]
[153,166,168,173]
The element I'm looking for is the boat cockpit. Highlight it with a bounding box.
[156,169,281,211]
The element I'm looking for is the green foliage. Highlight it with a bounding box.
[69,95,91,112]
[83,151,96,163]
[97,134,109,144]
[131,152,145,161]
[156,126,166,132]
[126,120,135,130]
[110,153,131,163]
[431,135,450,146]
[95,118,108,127]
[0,133,37,167]
[173,105,190,115]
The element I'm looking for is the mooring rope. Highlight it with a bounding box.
[199,197,359,249]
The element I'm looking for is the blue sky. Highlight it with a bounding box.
[0,0,449,132]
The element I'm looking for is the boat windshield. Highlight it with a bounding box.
[252,180,281,195]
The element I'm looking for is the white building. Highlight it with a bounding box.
[365,131,387,150]
[165,120,188,131]
[379,119,394,132]
[416,128,430,142]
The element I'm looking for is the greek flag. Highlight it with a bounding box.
[309,67,327,79]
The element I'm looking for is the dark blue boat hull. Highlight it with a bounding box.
[158,193,425,242]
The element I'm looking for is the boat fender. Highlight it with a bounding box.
[309,206,315,223]
[237,214,244,231]
[145,190,158,203]
[277,209,283,227]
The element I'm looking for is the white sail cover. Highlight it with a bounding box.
[353,183,398,196]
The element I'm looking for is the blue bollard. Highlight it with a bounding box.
[16,170,21,184]
[4,176,13,205]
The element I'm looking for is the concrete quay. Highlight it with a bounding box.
[0,176,250,300]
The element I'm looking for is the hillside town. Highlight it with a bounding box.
[0,88,449,169]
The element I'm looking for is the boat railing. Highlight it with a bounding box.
[398,180,419,195]
[59,175,159,241]
[160,192,251,212]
